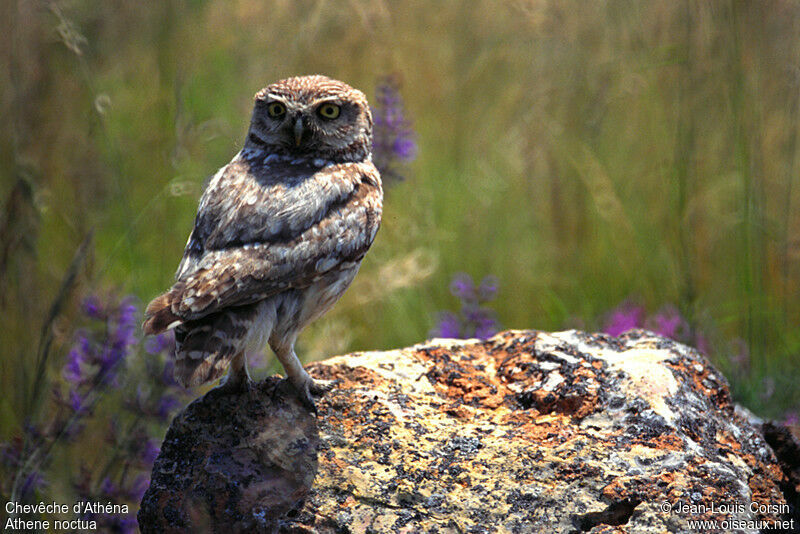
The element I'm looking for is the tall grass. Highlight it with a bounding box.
[1,0,799,513]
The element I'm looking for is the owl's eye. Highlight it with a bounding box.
[267,102,286,118]
[317,103,341,120]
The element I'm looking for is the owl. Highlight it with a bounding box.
[143,75,382,411]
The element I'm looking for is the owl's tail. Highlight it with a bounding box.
[172,304,261,387]
[142,291,183,335]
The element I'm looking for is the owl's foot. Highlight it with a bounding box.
[204,377,254,403]
[292,375,336,414]
[207,352,253,397]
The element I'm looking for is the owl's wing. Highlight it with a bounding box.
[143,159,381,333]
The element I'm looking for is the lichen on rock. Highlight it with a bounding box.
[138,330,798,533]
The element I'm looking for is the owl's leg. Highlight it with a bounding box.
[270,339,333,413]
[215,352,253,394]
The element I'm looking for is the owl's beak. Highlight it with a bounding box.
[293,118,304,147]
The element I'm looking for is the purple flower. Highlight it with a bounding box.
[655,315,681,338]
[434,312,461,338]
[478,276,499,303]
[113,298,139,350]
[648,305,688,341]
[156,395,181,421]
[463,305,499,340]
[78,333,93,360]
[392,137,416,160]
[372,75,417,183]
[145,332,174,355]
[603,303,645,337]
[69,390,85,413]
[1,293,194,533]
[19,470,47,498]
[450,273,476,301]
[474,320,498,340]
[118,296,138,323]
[140,439,160,465]
[84,297,140,384]
[63,348,84,384]
[602,300,710,353]
[64,295,141,391]
[432,274,501,340]
[82,295,103,319]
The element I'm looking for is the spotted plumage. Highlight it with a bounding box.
[143,75,382,410]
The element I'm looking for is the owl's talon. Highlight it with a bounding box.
[293,377,336,414]
[309,378,336,395]
[238,378,255,393]
[298,387,318,414]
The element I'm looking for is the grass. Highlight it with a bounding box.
[1,0,799,517]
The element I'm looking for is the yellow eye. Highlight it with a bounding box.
[267,102,286,118]
[317,103,340,120]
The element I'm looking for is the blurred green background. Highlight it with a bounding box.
[2,0,799,455]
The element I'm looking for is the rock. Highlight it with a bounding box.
[137,378,318,533]
[138,330,799,533]
[762,421,800,528]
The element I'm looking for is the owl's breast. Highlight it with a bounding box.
[196,158,371,251]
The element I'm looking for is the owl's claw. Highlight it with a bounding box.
[206,376,254,401]
[294,376,336,414]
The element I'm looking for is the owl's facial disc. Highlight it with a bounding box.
[247,76,372,162]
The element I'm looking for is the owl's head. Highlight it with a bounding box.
[245,75,373,162]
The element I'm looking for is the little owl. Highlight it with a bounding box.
[143,75,382,410]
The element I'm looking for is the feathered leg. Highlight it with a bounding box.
[269,335,333,412]
[214,352,253,393]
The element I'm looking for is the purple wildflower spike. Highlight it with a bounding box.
[140,439,160,465]
[433,274,501,340]
[81,295,103,319]
[450,273,476,301]
[63,348,84,384]
[372,75,417,183]
[603,302,645,337]
[478,275,500,303]
[434,312,461,338]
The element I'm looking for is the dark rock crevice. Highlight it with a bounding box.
[571,497,642,532]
